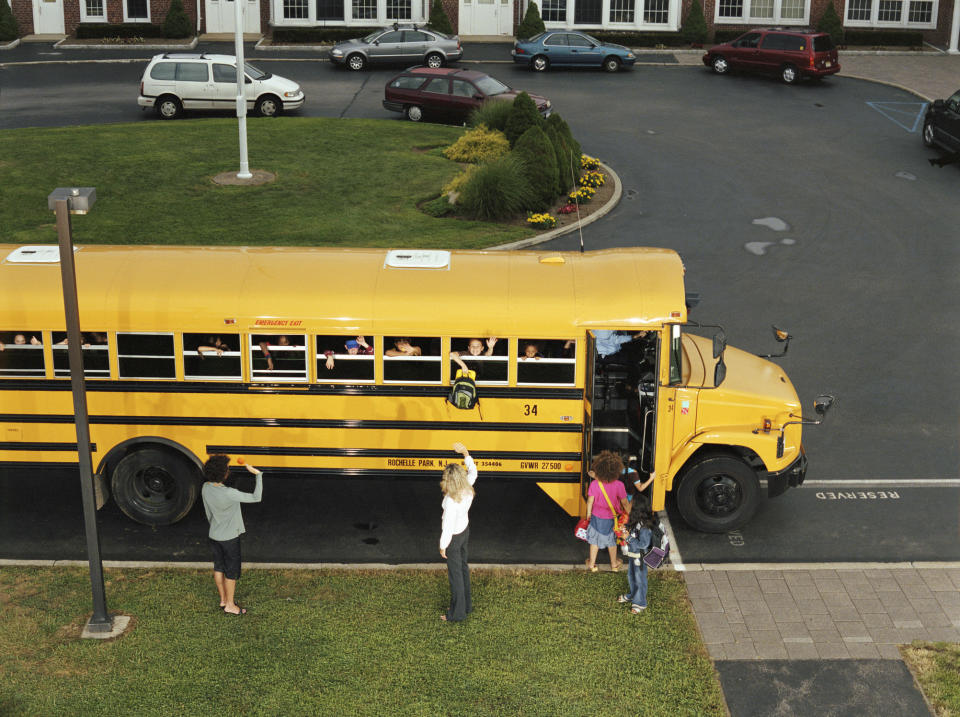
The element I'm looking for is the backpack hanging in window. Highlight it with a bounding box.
[447,368,478,410]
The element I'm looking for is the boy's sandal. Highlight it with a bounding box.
[617,594,630,604]
[631,605,646,614]
[610,561,623,572]
[585,559,598,572]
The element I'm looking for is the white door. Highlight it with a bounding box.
[459,0,503,34]
[205,0,260,33]
[33,0,66,34]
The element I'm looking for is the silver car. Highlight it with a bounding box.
[328,24,462,71]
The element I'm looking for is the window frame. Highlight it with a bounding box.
[79,0,106,22]
[0,331,46,378]
[182,333,243,382]
[714,0,810,23]
[315,335,375,384]
[122,0,151,23]
[116,331,175,380]
[843,0,936,26]
[250,334,310,383]
[515,339,577,387]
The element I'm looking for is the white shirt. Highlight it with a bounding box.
[439,455,478,550]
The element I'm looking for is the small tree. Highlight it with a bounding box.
[816,3,844,46]
[545,113,580,180]
[427,0,454,36]
[513,125,559,210]
[163,0,192,39]
[0,0,20,42]
[504,91,543,147]
[680,0,708,46]
[545,124,573,195]
[515,1,545,40]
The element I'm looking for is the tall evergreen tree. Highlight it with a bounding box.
[0,0,20,41]
[680,0,708,45]
[428,0,454,35]
[515,1,546,40]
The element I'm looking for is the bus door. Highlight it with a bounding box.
[638,331,662,479]
[581,331,596,499]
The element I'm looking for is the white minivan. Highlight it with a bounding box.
[138,53,305,119]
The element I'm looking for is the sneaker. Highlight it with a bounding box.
[617,594,630,604]
[631,605,646,614]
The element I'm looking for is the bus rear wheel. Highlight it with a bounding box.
[675,454,759,533]
[111,448,199,526]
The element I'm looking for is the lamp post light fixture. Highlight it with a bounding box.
[47,187,113,635]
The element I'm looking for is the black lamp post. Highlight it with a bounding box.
[47,187,112,634]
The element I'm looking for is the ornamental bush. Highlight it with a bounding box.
[427,0,454,36]
[680,0,708,45]
[545,113,580,184]
[443,125,510,164]
[442,165,478,196]
[0,0,19,41]
[468,100,513,132]
[515,1,545,40]
[458,155,533,221]
[513,125,559,211]
[163,0,192,39]
[504,91,543,147]
[816,3,843,45]
[544,124,571,195]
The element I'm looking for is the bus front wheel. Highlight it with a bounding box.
[111,448,199,526]
[675,454,759,533]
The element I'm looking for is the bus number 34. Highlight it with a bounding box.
[523,404,538,416]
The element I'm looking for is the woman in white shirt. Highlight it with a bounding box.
[439,442,478,623]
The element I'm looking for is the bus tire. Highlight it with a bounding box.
[111,448,199,526]
[675,454,759,533]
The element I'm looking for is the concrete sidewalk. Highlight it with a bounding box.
[685,565,960,660]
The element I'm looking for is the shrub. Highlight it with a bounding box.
[421,196,455,217]
[545,113,581,184]
[544,124,570,195]
[443,125,510,164]
[442,165,478,196]
[515,1,546,40]
[816,3,844,46]
[163,0,192,39]
[513,125,559,211]
[504,92,543,147]
[680,0,708,45]
[0,0,19,41]
[843,29,923,46]
[271,26,381,43]
[468,100,513,132]
[427,0,454,35]
[458,155,533,221]
[75,23,165,38]
[584,31,690,47]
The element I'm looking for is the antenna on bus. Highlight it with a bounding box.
[569,152,585,253]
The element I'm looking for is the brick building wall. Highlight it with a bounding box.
[440,0,458,33]
[11,0,34,34]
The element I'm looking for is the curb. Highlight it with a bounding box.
[489,160,622,251]
[840,71,934,101]
[0,38,20,51]
[55,37,198,51]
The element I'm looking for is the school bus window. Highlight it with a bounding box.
[52,331,111,378]
[116,332,174,379]
[449,336,507,385]
[316,335,374,383]
[184,333,241,380]
[383,336,440,383]
[517,338,576,385]
[0,331,45,377]
[669,324,683,385]
[251,334,307,382]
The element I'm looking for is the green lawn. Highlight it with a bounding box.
[0,118,535,248]
[0,567,725,716]
[902,642,960,716]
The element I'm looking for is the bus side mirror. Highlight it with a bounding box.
[757,325,792,358]
[814,395,834,417]
[712,330,726,359]
[713,356,726,387]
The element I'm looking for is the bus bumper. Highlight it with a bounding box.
[765,447,806,499]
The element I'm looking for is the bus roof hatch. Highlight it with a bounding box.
[384,250,450,270]
[4,245,77,264]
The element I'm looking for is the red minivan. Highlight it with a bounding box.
[703,28,840,84]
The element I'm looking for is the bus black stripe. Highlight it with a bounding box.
[0,413,583,433]
[231,467,582,482]
[0,442,96,452]
[0,379,583,400]
[208,446,581,461]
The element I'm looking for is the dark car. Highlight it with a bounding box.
[328,24,462,71]
[383,67,552,123]
[702,28,839,84]
[512,30,636,72]
[922,88,960,153]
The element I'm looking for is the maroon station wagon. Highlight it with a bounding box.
[383,67,552,123]
[703,28,840,84]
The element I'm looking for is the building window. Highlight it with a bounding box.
[81,0,106,20]
[352,0,377,19]
[779,0,804,17]
[907,0,932,21]
[643,0,669,23]
[317,0,345,19]
[718,0,743,16]
[541,0,566,21]
[574,0,602,23]
[609,0,635,22]
[846,0,871,19]
[387,0,412,19]
[750,0,773,17]
[284,0,309,19]
[125,0,149,20]
[877,0,902,19]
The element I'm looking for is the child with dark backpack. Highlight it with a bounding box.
[618,495,655,614]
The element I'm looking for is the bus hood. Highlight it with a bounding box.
[685,333,802,431]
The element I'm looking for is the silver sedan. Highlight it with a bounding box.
[328,24,463,71]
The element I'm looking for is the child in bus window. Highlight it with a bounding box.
[198,336,230,358]
[386,337,421,357]
[324,336,373,369]
[55,333,91,348]
[450,337,497,374]
[519,341,542,360]
[0,333,40,351]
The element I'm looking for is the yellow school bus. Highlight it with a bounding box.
[0,244,831,532]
